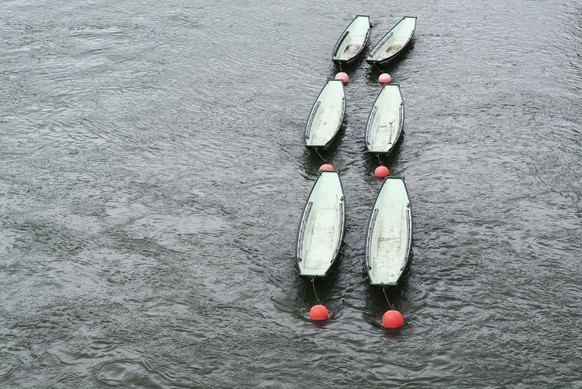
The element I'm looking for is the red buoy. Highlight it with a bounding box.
[378,73,393,84]
[334,72,350,85]
[319,164,335,172]
[382,310,404,329]
[309,304,329,321]
[374,166,390,178]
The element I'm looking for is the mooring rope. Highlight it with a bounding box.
[382,287,394,310]
[314,148,326,163]
[377,153,382,166]
[311,278,319,302]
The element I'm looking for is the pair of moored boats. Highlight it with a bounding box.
[332,15,417,66]
[297,16,417,288]
[297,171,411,286]
[304,80,403,155]
[305,16,416,154]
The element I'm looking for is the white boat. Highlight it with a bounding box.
[367,16,416,65]
[365,84,404,154]
[366,176,412,286]
[304,80,345,148]
[297,170,345,277]
[332,15,371,64]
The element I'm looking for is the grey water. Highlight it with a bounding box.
[1,0,581,387]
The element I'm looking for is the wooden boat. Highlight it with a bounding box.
[365,176,412,286]
[366,16,416,66]
[304,80,345,148]
[332,15,372,64]
[365,84,404,154]
[296,170,345,277]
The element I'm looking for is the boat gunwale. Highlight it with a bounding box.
[295,170,346,278]
[304,80,346,148]
[365,83,405,154]
[366,16,417,65]
[365,175,413,286]
[332,15,372,64]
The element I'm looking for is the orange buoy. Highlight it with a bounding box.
[319,164,335,172]
[309,304,329,321]
[334,72,350,85]
[374,166,390,178]
[382,310,404,329]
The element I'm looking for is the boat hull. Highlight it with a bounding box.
[297,171,345,278]
[365,176,412,286]
[366,16,416,66]
[304,80,345,148]
[332,15,371,64]
[365,84,404,154]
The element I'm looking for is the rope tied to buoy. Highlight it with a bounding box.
[382,287,394,310]
[311,278,319,302]
[314,148,326,163]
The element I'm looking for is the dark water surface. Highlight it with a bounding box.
[1,0,581,387]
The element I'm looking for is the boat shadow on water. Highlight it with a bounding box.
[362,250,414,332]
[365,40,416,80]
[329,51,369,76]
[294,246,346,322]
[363,131,405,172]
[301,121,349,170]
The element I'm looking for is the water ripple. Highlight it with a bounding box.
[2,0,582,387]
